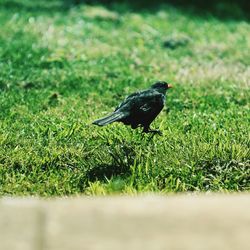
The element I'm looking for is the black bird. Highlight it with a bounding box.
[93,81,173,134]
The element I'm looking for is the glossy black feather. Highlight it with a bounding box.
[93,81,171,133]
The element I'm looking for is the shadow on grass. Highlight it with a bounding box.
[67,0,250,21]
[86,163,130,181]
[1,0,249,21]
[85,140,136,181]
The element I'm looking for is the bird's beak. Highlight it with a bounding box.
[167,84,173,88]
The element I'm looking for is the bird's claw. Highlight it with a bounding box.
[143,129,162,136]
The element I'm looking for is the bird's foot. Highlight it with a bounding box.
[143,128,162,136]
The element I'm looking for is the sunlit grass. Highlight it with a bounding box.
[0,0,249,196]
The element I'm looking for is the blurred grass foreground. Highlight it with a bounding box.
[0,0,249,196]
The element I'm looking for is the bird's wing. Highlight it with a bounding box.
[138,92,165,113]
[140,103,152,112]
[117,90,165,113]
[115,91,141,111]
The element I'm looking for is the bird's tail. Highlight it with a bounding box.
[92,112,125,126]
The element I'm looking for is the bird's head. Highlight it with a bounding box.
[151,81,173,94]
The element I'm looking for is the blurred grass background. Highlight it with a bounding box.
[0,0,249,196]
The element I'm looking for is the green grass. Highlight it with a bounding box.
[0,0,249,196]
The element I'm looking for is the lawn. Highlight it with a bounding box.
[0,0,249,196]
